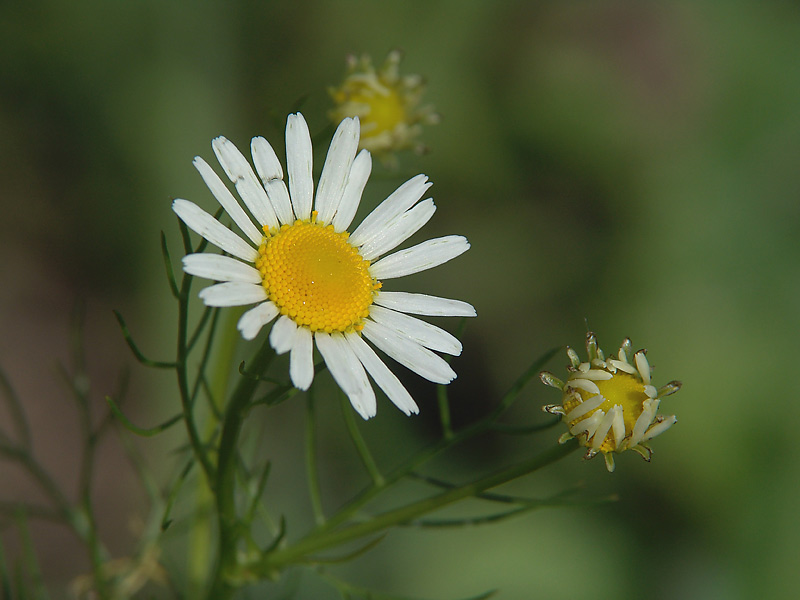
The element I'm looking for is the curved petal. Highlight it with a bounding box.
[237,302,279,340]
[349,174,431,247]
[359,199,436,261]
[361,319,456,385]
[251,136,295,225]
[286,113,313,220]
[369,236,470,280]
[193,156,262,245]
[332,149,371,233]
[346,333,418,416]
[198,282,267,307]
[315,117,360,225]
[172,199,258,262]
[369,305,462,356]
[290,326,315,390]
[212,136,278,230]
[269,315,298,355]
[182,254,262,284]
[374,292,476,317]
[315,332,376,419]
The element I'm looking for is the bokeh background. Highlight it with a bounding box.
[2,0,800,598]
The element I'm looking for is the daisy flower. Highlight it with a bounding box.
[540,332,680,472]
[172,113,474,419]
[328,50,439,160]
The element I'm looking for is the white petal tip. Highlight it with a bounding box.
[237,324,258,341]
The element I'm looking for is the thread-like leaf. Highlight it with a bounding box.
[245,461,273,523]
[262,516,287,554]
[186,305,215,354]
[160,231,180,299]
[307,534,386,564]
[113,310,176,369]
[161,459,195,531]
[106,395,182,437]
[0,365,31,449]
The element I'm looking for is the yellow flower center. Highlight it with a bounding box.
[563,373,648,453]
[349,86,406,136]
[255,218,378,333]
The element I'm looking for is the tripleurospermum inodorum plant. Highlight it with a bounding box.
[0,55,682,600]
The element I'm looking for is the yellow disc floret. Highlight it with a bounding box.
[255,219,377,334]
[562,373,647,454]
[328,51,439,159]
[337,83,407,138]
[540,332,681,472]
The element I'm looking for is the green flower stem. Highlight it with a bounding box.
[188,308,233,597]
[260,439,578,573]
[315,349,560,535]
[305,389,326,525]
[208,338,274,600]
[176,273,214,481]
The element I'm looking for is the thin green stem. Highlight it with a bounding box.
[340,394,384,486]
[15,511,47,600]
[73,385,110,599]
[175,272,214,481]
[305,388,325,525]
[0,442,74,525]
[437,383,454,441]
[314,347,561,533]
[207,338,274,599]
[260,440,578,571]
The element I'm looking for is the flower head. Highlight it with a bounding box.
[540,332,680,472]
[173,113,474,419]
[328,50,439,160]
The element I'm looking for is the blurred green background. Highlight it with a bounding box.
[2,0,800,598]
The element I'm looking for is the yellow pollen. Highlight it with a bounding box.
[564,373,648,453]
[255,220,376,334]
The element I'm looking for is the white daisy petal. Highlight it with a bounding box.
[345,333,419,415]
[198,282,267,307]
[237,302,279,340]
[564,394,606,422]
[643,415,677,442]
[212,136,278,230]
[315,332,377,419]
[251,136,295,225]
[193,157,263,245]
[269,315,298,355]
[369,235,470,280]
[359,199,436,261]
[591,408,617,450]
[172,199,258,262]
[361,319,456,385]
[315,117,360,225]
[369,305,462,356]
[286,113,314,220]
[374,292,476,317]
[289,327,314,391]
[332,149,372,233]
[177,114,474,417]
[349,174,431,247]
[182,254,262,284]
